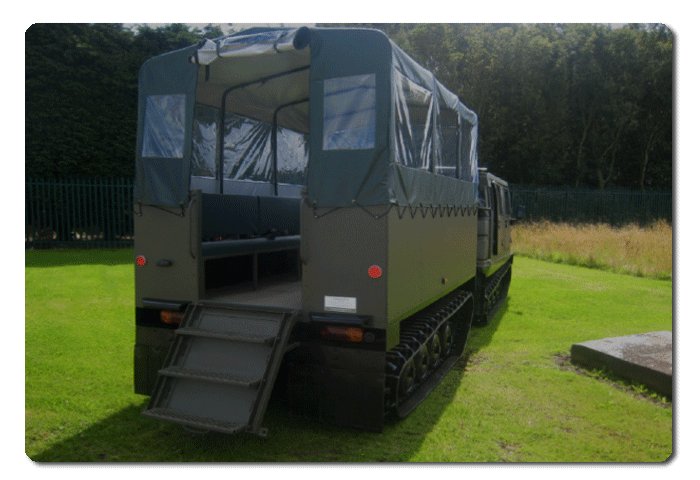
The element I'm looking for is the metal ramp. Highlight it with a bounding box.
[142,302,298,436]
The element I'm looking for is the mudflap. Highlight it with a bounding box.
[286,345,385,432]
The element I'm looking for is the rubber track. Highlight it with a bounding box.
[484,260,511,322]
[385,288,473,417]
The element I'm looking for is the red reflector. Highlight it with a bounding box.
[321,326,364,343]
[368,265,382,279]
[160,310,184,325]
[136,255,146,267]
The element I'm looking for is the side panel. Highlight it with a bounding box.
[387,206,478,348]
[296,201,387,430]
[134,192,203,306]
[301,201,388,328]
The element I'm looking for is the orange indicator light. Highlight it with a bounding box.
[321,326,364,343]
[160,310,184,325]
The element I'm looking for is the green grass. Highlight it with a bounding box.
[25,250,672,462]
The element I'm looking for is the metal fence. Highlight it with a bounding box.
[25,178,673,250]
[26,177,134,249]
[510,186,672,226]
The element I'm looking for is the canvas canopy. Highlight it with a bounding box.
[134,27,479,209]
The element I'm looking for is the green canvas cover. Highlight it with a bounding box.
[306,28,392,208]
[135,45,198,207]
[134,27,479,209]
[387,38,479,208]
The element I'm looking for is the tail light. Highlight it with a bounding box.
[320,325,364,343]
[160,310,184,325]
[368,265,383,279]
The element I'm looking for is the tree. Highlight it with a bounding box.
[26,24,138,177]
[26,23,208,178]
[633,25,673,190]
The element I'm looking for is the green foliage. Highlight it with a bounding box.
[25,252,671,462]
[25,23,213,178]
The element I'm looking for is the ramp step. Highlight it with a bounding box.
[142,408,247,434]
[143,303,298,436]
[158,366,262,387]
[175,326,276,345]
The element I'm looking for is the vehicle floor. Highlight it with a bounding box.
[204,275,302,310]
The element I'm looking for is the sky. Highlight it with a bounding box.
[124,23,316,35]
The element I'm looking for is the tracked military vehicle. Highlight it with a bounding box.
[132,26,514,435]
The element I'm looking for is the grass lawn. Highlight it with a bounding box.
[25,249,672,462]
[512,220,672,280]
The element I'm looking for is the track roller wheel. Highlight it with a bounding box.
[440,321,455,358]
[414,343,430,381]
[398,358,417,398]
[427,333,442,368]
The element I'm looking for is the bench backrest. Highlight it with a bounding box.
[201,193,300,239]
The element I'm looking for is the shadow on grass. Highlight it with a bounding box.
[29,300,510,463]
[29,350,472,463]
[466,298,510,356]
[25,249,134,267]
[29,379,463,463]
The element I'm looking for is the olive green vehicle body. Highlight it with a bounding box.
[132,26,513,434]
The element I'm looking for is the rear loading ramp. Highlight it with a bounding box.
[142,302,298,436]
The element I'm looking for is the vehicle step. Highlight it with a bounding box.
[158,366,262,387]
[141,408,247,434]
[175,326,276,345]
[142,304,299,436]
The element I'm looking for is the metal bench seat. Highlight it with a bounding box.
[201,235,301,260]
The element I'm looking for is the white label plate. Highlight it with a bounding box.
[324,296,357,313]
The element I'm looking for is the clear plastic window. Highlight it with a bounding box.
[436,107,458,177]
[500,186,511,216]
[190,104,308,186]
[394,73,434,170]
[323,74,376,150]
[191,103,219,178]
[142,94,186,158]
[277,127,309,185]
[459,121,475,182]
[223,114,272,182]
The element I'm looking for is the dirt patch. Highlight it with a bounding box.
[461,349,489,369]
[497,442,520,462]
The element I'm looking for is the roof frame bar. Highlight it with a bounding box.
[272,98,310,196]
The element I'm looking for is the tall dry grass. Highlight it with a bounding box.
[512,220,672,280]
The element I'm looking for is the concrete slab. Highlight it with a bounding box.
[570,331,672,397]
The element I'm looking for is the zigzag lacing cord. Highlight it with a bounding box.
[312,201,478,220]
